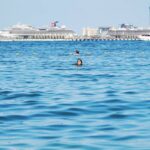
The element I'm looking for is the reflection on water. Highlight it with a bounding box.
[0,41,150,149]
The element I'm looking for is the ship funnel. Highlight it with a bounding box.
[51,21,59,27]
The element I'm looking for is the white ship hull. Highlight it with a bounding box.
[138,35,150,41]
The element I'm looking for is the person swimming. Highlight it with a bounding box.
[75,50,80,55]
[74,58,83,66]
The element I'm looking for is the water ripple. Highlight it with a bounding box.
[0,41,150,149]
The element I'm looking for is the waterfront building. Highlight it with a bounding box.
[82,27,99,37]
[97,27,112,37]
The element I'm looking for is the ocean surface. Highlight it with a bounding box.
[0,41,150,150]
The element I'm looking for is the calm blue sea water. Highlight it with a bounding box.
[0,41,150,150]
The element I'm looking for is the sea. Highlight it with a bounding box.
[0,41,150,150]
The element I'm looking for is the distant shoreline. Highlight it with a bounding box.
[0,38,141,42]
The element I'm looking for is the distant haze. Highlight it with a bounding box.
[0,0,150,32]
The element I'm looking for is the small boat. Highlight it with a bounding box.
[138,35,150,41]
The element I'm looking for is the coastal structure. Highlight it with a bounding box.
[82,27,98,37]
[0,22,76,41]
[1,22,150,41]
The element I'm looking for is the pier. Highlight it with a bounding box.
[65,36,140,41]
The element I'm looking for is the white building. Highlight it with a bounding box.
[82,27,98,37]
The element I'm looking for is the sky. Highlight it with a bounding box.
[0,0,150,32]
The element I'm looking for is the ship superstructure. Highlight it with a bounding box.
[0,22,76,41]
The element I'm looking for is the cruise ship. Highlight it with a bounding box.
[0,22,76,41]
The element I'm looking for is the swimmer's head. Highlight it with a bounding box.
[75,50,79,54]
[76,58,83,66]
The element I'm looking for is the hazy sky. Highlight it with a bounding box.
[0,0,150,32]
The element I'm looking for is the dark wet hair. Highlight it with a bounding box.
[77,58,83,65]
[73,58,83,66]
[75,50,79,54]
